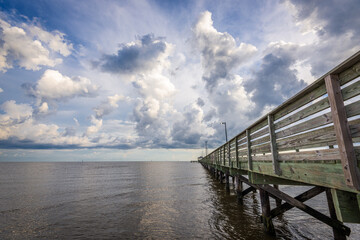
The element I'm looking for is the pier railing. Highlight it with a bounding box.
[200,51,360,194]
[199,52,360,238]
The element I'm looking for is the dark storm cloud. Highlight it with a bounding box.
[287,0,360,37]
[284,0,360,77]
[245,52,306,114]
[97,34,167,74]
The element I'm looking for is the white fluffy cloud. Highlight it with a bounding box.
[0,18,72,72]
[192,11,256,138]
[193,11,257,92]
[93,94,125,119]
[25,69,98,101]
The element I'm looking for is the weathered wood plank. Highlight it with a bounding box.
[339,61,360,85]
[251,143,271,154]
[249,119,268,134]
[249,172,310,185]
[251,135,270,146]
[247,129,253,170]
[276,112,333,139]
[274,83,327,121]
[331,189,360,223]
[260,184,350,236]
[275,80,360,131]
[236,136,239,168]
[278,148,341,161]
[252,162,355,193]
[276,125,337,151]
[270,186,325,218]
[345,100,360,117]
[326,189,347,240]
[275,97,330,130]
[268,114,281,175]
[276,103,360,140]
[259,188,276,235]
[325,74,360,190]
[251,127,269,140]
[252,155,272,161]
[342,78,360,98]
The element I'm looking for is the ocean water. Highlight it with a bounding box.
[0,162,359,239]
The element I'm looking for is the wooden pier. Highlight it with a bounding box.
[199,51,360,239]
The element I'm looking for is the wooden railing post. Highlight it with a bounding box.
[325,74,360,190]
[223,145,225,166]
[228,141,231,167]
[235,136,239,168]
[246,129,253,171]
[268,114,281,175]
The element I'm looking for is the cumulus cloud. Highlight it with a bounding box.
[171,102,215,146]
[245,41,307,114]
[0,18,72,72]
[283,0,360,77]
[193,11,257,92]
[86,115,103,136]
[28,25,73,57]
[97,34,178,147]
[192,11,256,137]
[93,94,125,119]
[0,100,106,149]
[0,100,33,126]
[97,34,170,74]
[0,87,3,93]
[24,69,98,102]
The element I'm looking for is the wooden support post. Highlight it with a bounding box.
[228,142,231,167]
[325,74,360,190]
[268,114,281,175]
[236,176,243,203]
[223,146,226,166]
[326,189,347,240]
[260,189,276,235]
[273,185,282,207]
[261,184,350,236]
[225,173,230,192]
[235,136,239,168]
[246,129,253,171]
[220,171,223,184]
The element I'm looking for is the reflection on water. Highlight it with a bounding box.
[0,162,359,239]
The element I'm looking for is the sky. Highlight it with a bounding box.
[0,0,359,162]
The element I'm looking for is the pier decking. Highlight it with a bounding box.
[199,51,360,239]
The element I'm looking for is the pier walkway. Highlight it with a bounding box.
[199,51,360,239]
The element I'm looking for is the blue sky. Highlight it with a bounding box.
[0,0,359,161]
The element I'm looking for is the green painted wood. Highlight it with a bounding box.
[251,162,358,193]
[331,189,360,223]
[268,114,281,175]
[326,74,360,190]
[249,172,309,185]
[247,129,253,170]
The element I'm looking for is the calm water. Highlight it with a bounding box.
[0,162,359,239]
